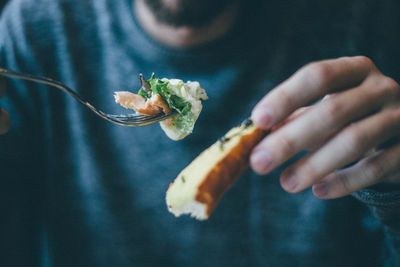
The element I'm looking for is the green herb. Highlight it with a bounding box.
[181,176,186,183]
[219,136,228,150]
[218,118,254,150]
[242,118,253,129]
[168,95,192,115]
[138,88,151,99]
[145,73,192,115]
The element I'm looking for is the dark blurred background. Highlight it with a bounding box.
[1,0,7,12]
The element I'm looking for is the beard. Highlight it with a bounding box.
[142,0,236,27]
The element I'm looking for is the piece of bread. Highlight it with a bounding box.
[166,119,268,220]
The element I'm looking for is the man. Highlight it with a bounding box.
[1,0,399,266]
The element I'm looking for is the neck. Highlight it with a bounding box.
[134,0,240,49]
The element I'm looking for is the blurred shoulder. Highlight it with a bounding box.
[0,0,102,72]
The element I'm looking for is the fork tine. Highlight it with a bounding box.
[108,113,166,120]
[133,113,176,122]
[106,112,176,125]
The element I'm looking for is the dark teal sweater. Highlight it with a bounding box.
[1,0,399,266]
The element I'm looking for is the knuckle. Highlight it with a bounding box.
[385,107,400,127]
[302,62,333,88]
[337,173,353,194]
[343,127,364,152]
[274,133,296,157]
[393,107,400,121]
[355,55,374,69]
[274,88,295,109]
[363,160,386,181]
[322,98,342,123]
[300,164,319,183]
[380,76,400,97]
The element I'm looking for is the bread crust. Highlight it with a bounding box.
[194,126,267,217]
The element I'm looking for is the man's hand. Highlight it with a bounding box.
[0,77,10,134]
[250,56,400,199]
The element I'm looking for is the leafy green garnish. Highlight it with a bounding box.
[138,88,151,99]
[144,73,192,115]
[168,95,192,115]
[173,112,195,134]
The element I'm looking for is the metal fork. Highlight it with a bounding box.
[0,68,176,126]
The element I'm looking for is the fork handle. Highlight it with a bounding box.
[0,68,86,104]
[0,67,111,118]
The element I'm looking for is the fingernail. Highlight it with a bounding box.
[282,173,298,191]
[252,106,273,129]
[313,183,328,197]
[250,150,272,174]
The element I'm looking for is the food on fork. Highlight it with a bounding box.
[114,73,208,140]
[114,92,172,116]
[166,119,267,220]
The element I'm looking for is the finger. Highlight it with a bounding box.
[312,142,400,199]
[270,106,309,132]
[280,106,400,193]
[252,56,374,129]
[250,77,397,174]
[0,107,10,134]
[274,95,332,152]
